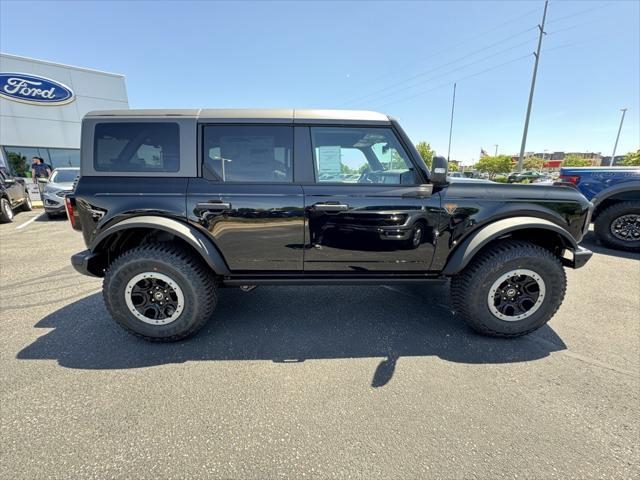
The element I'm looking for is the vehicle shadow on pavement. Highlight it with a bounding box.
[17,284,567,387]
[581,232,640,261]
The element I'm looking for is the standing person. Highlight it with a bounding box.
[31,156,51,198]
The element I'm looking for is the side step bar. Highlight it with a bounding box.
[222,274,447,287]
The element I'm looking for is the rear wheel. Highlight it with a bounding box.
[451,241,566,337]
[594,201,640,252]
[0,197,14,223]
[103,244,217,341]
[20,191,33,211]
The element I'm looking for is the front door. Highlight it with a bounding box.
[302,126,440,272]
[186,124,304,272]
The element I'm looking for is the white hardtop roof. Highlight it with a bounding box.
[84,108,392,124]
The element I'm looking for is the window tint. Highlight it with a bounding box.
[50,169,79,183]
[310,127,418,185]
[48,148,80,168]
[203,125,293,182]
[94,123,179,172]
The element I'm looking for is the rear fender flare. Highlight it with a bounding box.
[91,216,231,275]
[442,217,578,276]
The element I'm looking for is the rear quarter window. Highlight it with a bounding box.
[94,122,180,172]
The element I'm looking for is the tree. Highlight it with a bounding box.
[448,162,459,172]
[7,152,29,177]
[622,150,640,166]
[415,141,434,169]
[475,155,512,179]
[523,156,544,171]
[563,154,591,167]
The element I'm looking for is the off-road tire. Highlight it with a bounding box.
[451,240,566,337]
[0,197,14,223]
[594,201,640,252]
[103,244,217,342]
[20,191,33,211]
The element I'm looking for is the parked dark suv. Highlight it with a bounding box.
[67,109,593,342]
[0,166,32,222]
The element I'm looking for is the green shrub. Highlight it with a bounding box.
[494,175,508,183]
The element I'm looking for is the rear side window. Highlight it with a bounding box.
[202,125,293,182]
[94,123,180,172]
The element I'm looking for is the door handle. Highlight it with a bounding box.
[195,201,231,211]
[313,203,349,212]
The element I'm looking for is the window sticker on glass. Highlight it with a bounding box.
[317,146,341,180]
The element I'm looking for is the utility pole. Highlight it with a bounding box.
[609,108,627,166]
[494,144,498,157]
[447,82,457,162]
[517,0,548,172]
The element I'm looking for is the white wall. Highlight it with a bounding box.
[0,53,129,149]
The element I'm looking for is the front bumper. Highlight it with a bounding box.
[71,250,104,277]
[562,245,593,269]
[42,190,68,213]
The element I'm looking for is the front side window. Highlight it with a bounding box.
[310,127,418,185]
[94,122,180,172]
[203,125,293,182]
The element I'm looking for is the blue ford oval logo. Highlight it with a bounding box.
[0,72,75,106]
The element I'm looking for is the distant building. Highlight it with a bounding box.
[506,151,604,169]
[600,155,626,166]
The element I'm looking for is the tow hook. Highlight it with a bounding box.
[239,285,257,292]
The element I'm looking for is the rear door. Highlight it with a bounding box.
[186,124,304,272]
[301,126,440,272]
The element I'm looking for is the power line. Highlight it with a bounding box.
[545,4,606,25]
[335,5,542,102]
[339,5,606,106]
[339,26,537,107]
[346,37,536,108]
[370,34,587,112]
[373,53,534,111]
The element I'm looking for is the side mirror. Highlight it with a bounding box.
[431,156,448,186]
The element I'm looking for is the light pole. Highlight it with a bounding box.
[494,144,498,157]
[609,108,628,166]
[447,83,457,162]
[517,0,549,172]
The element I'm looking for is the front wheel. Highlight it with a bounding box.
[451,241,566,337]
[404,222,424,249]
[0,197,14,223]
[103,244,218,341]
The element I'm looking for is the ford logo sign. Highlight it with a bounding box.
[0,72,75,106]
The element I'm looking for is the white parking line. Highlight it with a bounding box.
[15,212,45,230]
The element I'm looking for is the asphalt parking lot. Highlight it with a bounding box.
[1,209,638,479]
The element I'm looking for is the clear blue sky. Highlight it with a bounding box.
[1,0,638,164]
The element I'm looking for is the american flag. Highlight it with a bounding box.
[480,148,489,158]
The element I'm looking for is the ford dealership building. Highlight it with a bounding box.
[0,53,129,177]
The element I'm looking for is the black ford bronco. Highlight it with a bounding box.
[67,109,593,342]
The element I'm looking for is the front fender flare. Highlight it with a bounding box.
[91,216,231,275]
[442,217,581,276]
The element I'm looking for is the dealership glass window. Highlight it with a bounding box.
[2,146,50,177]
[48,148,80,168]
[93,122,180,172]
[310,127,417,185]
[202,125,293,182]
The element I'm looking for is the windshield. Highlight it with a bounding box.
[50,169,79,183]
